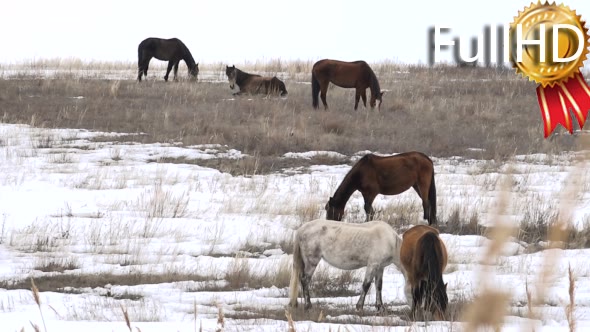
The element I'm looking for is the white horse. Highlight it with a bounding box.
[288,219,404,311]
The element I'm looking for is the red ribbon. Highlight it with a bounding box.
[536,72,590,138]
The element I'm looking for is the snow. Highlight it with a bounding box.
[1,123,590,331]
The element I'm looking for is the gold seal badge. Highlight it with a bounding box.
[509,2,590,138]
[510,2,589,87]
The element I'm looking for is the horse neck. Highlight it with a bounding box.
[236,69,252,86]
[368,69,381,98]
[331,169,358,208]
[181,46,196,68]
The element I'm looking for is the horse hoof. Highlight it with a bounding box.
[304,303,312,311]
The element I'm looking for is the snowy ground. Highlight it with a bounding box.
[0,123,589,331]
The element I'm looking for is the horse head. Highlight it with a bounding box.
[325,197,344,221]
[371,90,385,110]
[189,63,199,80]
[226,65,237,89]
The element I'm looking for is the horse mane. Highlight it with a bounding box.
[235,68,261,85]
[366,64,381,97]
[178,40,196,68]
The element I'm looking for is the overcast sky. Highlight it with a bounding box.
[2,0,590,65]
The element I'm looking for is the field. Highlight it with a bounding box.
[0,59,590,331]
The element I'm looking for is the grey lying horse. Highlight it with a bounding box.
[289,219,403,311]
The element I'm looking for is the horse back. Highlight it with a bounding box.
[368,152,433,176]
[312,59,369,88]
[138,37,185,60]
[296,219,400,268]
[401,225,446,274]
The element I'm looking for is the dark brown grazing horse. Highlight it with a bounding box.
[311,59,384,110]
[325,152,436,224]
[400,225,448,321]
[225,65,287,96]
[137,38,199,82]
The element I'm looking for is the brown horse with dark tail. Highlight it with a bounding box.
[325,152,436,224]
[137,37,199,82]
[401,225,448,320]
[311,59,384,110]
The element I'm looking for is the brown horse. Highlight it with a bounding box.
[325,152,436,224]
[400,225,448,321]
[311,59,384,110]
[137,38,199,82]
[225,65,287,96]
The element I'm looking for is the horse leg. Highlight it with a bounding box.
[302,259,319,310]
[404,277,416,319]
[356,264,377,311]
[164,61,174,82]
[143,60,150,80]
[361,191,377,221]
[173,61,179,81]
[412,184,430,223]
[138,58,150,81]
[361,90,367,108]
[354,89,361,110]
[374,267,385,311]
[320,81,329,110]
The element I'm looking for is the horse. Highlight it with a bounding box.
[288,219,404,311]
[225,65,287,96]
[400,225,448,321]
[325,152,437,225]
[137,38,199,82]
[311,59,384,110]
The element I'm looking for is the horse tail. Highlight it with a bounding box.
[311,72,320,109]
[137,41,146,81]
[289,235,304,307]
[428,170,437,225]
[419,232,447,313]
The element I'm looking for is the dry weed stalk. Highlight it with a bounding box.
[29,321,41,332]
[194,298,199,332]
[461,175,514,331]
[121,303,132,331]
[215,305,225,332]
[30,278,47,332]
[566,264,576,332]
[285,310,296,332]
[527,136,588,330]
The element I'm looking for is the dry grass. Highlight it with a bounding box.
[2,60,589,330]
[0,64,581,177]
[32,256,80,273]
[0,271,210,292]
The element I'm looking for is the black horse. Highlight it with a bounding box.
[137,38,199,82]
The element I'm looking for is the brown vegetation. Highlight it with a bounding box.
[1,62,583,177]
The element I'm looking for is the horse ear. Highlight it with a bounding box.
[232,65,235,68]
[196,63,199,67]
[380,90,386,97]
